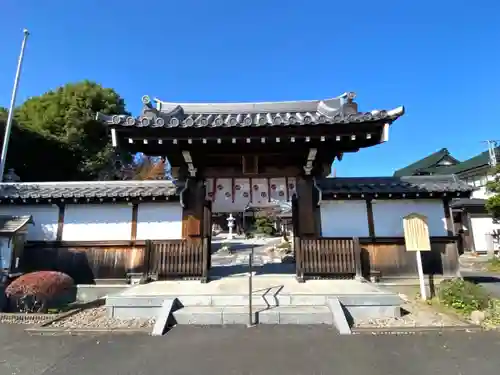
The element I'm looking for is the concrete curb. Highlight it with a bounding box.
[326,298,351,335]
[26,326,152,335]
[352,325,484,335]
[152,298,176,336]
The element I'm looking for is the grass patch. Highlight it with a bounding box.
[428,278,500,329]
[486,257,500,273]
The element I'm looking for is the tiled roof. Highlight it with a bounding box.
[393,148,460,177]
[450,198,486,208]
[0,180,178,202]
[0,215,33,234]
[96,93,404,128]
[432,147,500,176]
[318,175,473,196]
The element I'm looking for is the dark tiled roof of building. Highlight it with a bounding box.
[450,198,486,208]
[432,147,500,176]
[393,148,460,177]
[96,93,404,128]
[0,181,178,202]
[0,215,33,234]
[318,175,473,196]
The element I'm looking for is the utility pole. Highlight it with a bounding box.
[485,140,499,168]
[0,29,30,182]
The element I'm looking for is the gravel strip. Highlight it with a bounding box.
[354,301,469,328]
[48,307,155,329]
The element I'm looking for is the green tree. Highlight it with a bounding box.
[1,107,80,181]
[486,165,500,222]
[14,81,129,180]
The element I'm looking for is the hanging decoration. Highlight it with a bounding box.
[225,192,231,198]
[261,192,267,198]
[243,191,249,198]
[217,184,224,190]
[271,184,277,190]
[279,191,285,197]
[253,184,259,190]
[235,185,241,190]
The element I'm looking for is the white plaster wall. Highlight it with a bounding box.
[0,205,58,240]
[472,186,494,199]
[471,216,500,251]
[62,204,132,241]
[136,202,182,240]
[372,200,447,237]
[0,237,11,269]
[469,174,495,199]
[320,200,369,237]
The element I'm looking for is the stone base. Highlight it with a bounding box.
[105,278,402,333]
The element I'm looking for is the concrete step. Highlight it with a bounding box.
[172,305,334,325]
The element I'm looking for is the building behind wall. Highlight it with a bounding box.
[394,145,500,253]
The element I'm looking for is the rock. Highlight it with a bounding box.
[470,310,486,324]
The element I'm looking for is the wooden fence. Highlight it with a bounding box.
[145,238,209,282]
[295,237,361,281]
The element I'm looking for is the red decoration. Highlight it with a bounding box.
[288,183,295,190]
[279,191,285,196]
[253,184,259,190]
[225,192,231,197]
[235,185,241,190]
[243,192,249,198]
[261,192,267,198]
[271,184,277,190]
[217,184,224,190]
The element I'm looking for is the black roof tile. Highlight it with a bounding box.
[0,181,178,202]
[0,215,33,234]
[318,175,473,195]
[96,93,404,129]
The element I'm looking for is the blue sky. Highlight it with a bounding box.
[1,0,499,177]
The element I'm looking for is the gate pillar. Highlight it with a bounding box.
[181,178,206,240]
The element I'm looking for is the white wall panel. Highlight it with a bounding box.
[62,204,132,241]
[320,200,369,237]
[136,202,182,240]
[372,200,447,237]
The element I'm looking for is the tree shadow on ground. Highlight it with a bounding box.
[463,275,500,284]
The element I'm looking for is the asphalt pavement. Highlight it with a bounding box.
[1,324,500,375]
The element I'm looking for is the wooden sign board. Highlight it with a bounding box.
[403,213,431,252]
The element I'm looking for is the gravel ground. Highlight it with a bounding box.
[48,307,156,329]
[354,300,469,328]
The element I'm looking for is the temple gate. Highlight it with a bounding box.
[97,92,405,282]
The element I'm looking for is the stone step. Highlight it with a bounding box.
[172,305,334,325]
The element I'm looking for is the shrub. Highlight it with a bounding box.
[5,271,74,313]
[437,278,490,314]
[255,216,275,235]
[486,257,500,273]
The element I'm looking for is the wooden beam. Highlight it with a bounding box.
[296,176,316,236]
[131,203,138,241]
[443,199,455,236]
[56,204,65,241]
[182,179,205,239]
[366,199,375,237]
